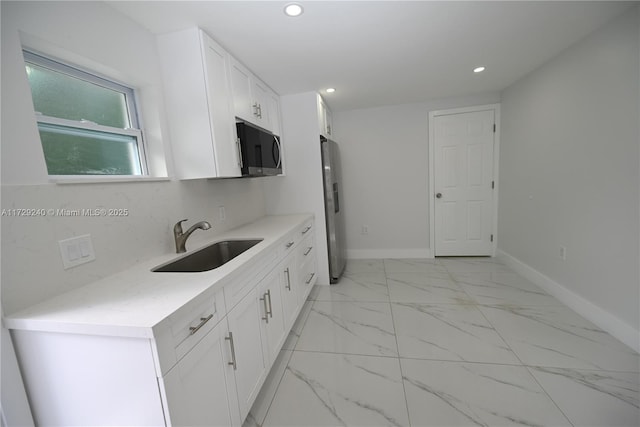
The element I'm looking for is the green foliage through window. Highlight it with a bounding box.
[23,50,145,176]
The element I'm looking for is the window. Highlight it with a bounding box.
[23,50,147,176]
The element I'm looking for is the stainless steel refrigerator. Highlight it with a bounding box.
[320,136,346,283]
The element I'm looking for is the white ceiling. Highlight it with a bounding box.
[107,1,634,111]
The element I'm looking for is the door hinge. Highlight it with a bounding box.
[492,181,495,189]
[490,234,494,242]
[493,123,496,133]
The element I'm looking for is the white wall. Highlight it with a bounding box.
[0,1,267,314]
[262,92,330,284]
[332,94,500,259]
[498,8,639,349]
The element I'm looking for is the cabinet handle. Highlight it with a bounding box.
[252,102,259,117]
[285,241,294,249]
[225,332,237,370]
[303,247,313,256]
[305,273,316,284]
[188,314,213,336]
[266,289,273,318]
[257,104,263,119]
[284,268,291,291]
[301,226,312,235]
[260,292,270,323]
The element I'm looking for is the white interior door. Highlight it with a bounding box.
[433,109,496,256]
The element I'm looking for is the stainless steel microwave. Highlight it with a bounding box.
[236,122,282,177]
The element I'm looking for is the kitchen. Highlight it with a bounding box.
[1,1,639,426]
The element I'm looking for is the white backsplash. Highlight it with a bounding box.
[1,178,266,315]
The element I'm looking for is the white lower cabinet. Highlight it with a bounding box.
[162,322,241,427]
[9,217,317,427]
[226,286,269,421]
[280,254,299,332]
[297,231,318,305]
[256,268,287,366]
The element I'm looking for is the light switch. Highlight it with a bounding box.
[67,243,80,261]
[79,239,92,258]
[59,234,96,269]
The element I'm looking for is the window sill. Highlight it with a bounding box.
[49,176,172,185]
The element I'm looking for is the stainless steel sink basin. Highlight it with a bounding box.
[152,239,263,272]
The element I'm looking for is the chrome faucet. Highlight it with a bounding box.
[173,219,211,253]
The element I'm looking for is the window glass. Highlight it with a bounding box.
[38,123,142,175]
[23,50,145,176]
[26,62,130,129]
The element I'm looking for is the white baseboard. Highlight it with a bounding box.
[496,249,640,353]
[346,248,433,260]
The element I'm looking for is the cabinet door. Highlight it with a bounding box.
[324,106,333,136]
[265,90,282,137]
[230,58,254,123]
[319,97,333,137]
[280,254,299,332]
[251,79,270,130]
[162,323,241,427]
[200,31,241,177]
[227,287,268,420]
[256,268,287,366]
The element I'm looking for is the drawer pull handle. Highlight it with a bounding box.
[303,247,313,256]
[267,289,273,318]
[285,241,294,249]
[225,332,237,370]
[284,268,291,291]
[305,273,315,284]
[260,290,272,323]
[301,226,312,234]
[189,314,213,336]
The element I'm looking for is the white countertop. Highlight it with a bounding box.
[4,214,312,339]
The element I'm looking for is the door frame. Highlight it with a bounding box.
[428,103,501,257]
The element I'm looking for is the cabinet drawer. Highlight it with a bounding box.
[280,232,297,258]
[297,250,317,305]
[224,250,278,311]
[173,295,221,361]
[299,255,317,287]
[297,233,315,271]
[298,220,313,238]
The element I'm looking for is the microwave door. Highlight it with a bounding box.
[271,136,282,170]
[259,131,278,175]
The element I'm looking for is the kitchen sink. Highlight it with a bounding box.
[152,239,263,273]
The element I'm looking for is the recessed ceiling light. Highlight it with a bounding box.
[473,66,486,73]
[284,3,303,17]
[326,88,336,93]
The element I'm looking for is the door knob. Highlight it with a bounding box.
[436,193,442,199]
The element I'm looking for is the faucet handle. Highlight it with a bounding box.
[174,219,188,234]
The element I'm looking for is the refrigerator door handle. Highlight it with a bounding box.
[333,183,340,213]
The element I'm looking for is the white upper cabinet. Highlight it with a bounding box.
[229,57,282,135]
[229,58,254,124]
[318,95,333,137]
[157,28,241,179]
[265,90,282,137]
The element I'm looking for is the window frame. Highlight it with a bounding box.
[23,49,149,177]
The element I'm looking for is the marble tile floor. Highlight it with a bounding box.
[244,258,639,427]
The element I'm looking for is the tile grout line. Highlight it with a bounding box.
[384,259,417,427]
[452,262,578,427]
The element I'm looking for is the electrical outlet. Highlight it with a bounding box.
[219,206,226,221]
[361,225,369,235]
[559,246,567,261]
